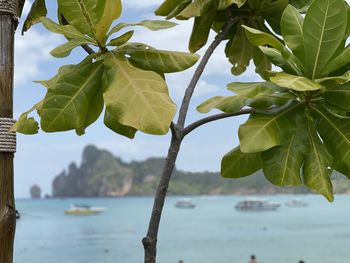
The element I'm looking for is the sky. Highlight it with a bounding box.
[13,0,261,198]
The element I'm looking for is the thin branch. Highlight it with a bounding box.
[183,109,253,136]
[143,17,237,263]
[81,44,95,55]
[176,16,238,128]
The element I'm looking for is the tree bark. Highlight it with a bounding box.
[0,2,17,263]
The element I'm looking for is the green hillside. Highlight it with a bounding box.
[52,145,350,197]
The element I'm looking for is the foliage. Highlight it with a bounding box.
[199,0,350,201]
[17,0,199,137]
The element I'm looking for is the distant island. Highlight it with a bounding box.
[52,145,350,197]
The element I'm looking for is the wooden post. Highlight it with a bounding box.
[0,1,18,263]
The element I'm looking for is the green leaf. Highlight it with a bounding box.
[226,23,252,76]
[57,0,103,37]
[155,0,184,16]
[262,132,307,186]
[104,110,137,139]
[122,44,199,73]
[35,64,76,89]
[197,96,245,113]
[281,5,305,62]
[40,60,104,135]
[322,45,350,76]
[103,52,176,135]
[252,47,271,80]
[218,0,244,10]
[108,20,177,37]
[259,46,301,75]
[312,106,350,178]
[290,0,313,13]
[178,0,214,18]
[303,121,334,202]
[21,0,47,35]
[166,0,192,19]
[303,0,347,79]
[323,82,350,110]
[221,147,262,178]
[11,103,42,135]
[238,102,305,153]
[189,7,216,53]
[242,25,285,52]
[50,39,94,58]
[41,17,93,41]
[108,31,134,47]
[95,0,122,43]
[270,72,325,91]
[227,82,283,97]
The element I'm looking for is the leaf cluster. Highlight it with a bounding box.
[16,0,200,137]
[199,0,350,201]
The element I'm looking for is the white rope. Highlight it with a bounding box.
[0,118,16,153]
[0,0,18,16]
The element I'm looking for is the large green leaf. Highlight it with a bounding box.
[166,0,192,19]
[303,0,347,79]
[50,39,95,58]
[259,46,301,75]
[95,0,122,43]
[312,106,350,178]
[227,82,283,97]
[239,102,304,153]
[40,60,104,135]
[188,6,216,53]
[322,45,350,76]
[323,82,350,110]
[252,47,272,80]
[104,110,137,139]
[290,0,313,12]
[197,96,245,113]
[22,0,47,35]
[303,121,334,202]
[270,72,325,91]
[108,31,134,47]
[121,44,199,73]
[243,25,285,52]
[57,0,101,37]
[262,132,307,186]
[103,52,176,135]
[108,20,177,37]
[41,17,93,41]
[221,147,262,178]
[226,23,252,75]
[178,0,214,18]
[155,0,184,16]
[281,5,305,62]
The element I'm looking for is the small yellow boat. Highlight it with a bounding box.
[64,204,106,215]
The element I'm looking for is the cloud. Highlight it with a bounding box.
[14,29,62,87]
[122,0,163,9]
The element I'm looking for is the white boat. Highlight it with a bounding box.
[285,199,308,207]
[174,199,196,209]
[235,198,280,211]
[64,204,106,215]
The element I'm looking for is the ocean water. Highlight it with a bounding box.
[14,195,350,263]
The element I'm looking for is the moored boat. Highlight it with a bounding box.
[64,204,106,215]
[285,199,308,207]
[235,198,280,211]
[174,199,196,209]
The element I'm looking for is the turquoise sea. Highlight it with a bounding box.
[14,195,350,263]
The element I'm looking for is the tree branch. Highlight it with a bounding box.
[183,109,253,136]
[176,16,238,129]
[143,17,237,263]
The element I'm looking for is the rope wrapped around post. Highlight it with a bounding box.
[0,118,16,153]
[0,0,18,16]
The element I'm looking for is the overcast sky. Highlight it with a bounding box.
[14,0,261,198]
